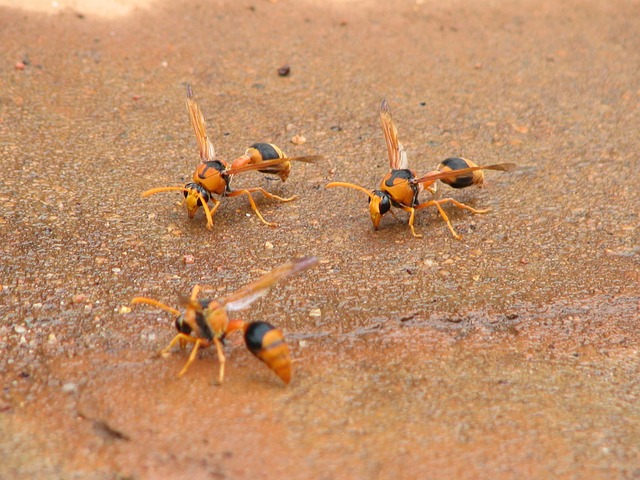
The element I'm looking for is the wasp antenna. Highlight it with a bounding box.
[141,186,190,198]
[131,297,181,317]
[186,83,194,99]
[326,182,375,200]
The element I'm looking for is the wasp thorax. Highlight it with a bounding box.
[193,160,228,193]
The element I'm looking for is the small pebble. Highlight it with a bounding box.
[299,340,308,348]
[277,64,291,76]
[291,134,306,145]
[119,306,131,314]
[14,325,27,334]
[309,308,321,317]
[62,383,78,393]
[183,254,195,264]
[48,333,57,343]
[264,241,274,249]
[72,294,87,303]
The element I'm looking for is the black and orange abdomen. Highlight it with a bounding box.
[244,321,291,383]
[437,158,484,188]
[245,143,290,182]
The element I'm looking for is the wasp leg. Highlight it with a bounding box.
[161,333,197,357]
[412,199,459,239]
[226,188,297,227]
[415,200,460,239]
[178,338,206,377]
[202,198,220,230]
[213,337,226,384]
[422,197,490,239]
[399,206,423,238]
[435,198,490,216]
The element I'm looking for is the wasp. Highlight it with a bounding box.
[326,99,515,238]
[142,85,321,229]
[131,256,318,384]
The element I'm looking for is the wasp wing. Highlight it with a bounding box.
[186,84,216,162]
[414,163,516,184]
[380,99,407,170]
[226,156,322,175]
[220,256,318,312]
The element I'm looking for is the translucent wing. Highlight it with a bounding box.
[398,142,409,170]
[414,163,516,184]
[186,84,216,162]
[220,256,318,312]
[226,156,322,175]
[380,99,405,170]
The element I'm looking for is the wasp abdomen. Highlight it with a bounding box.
[438,157,483,188]
[244,321,291,384]
[246,143,290,182]
[248,143,285,161]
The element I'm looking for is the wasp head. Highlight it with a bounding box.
[175,314,193,335]
[183,183,210,219]
[368,190,391,230]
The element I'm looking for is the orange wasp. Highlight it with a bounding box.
[142,85,321,229]
[327,99,515,238]
[131,256,318,384]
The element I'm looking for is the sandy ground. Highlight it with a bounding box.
[1,0,639,478]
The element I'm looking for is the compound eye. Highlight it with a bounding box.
[370,191,391,214]
[175,315,192,334]
[379,195,391,214]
